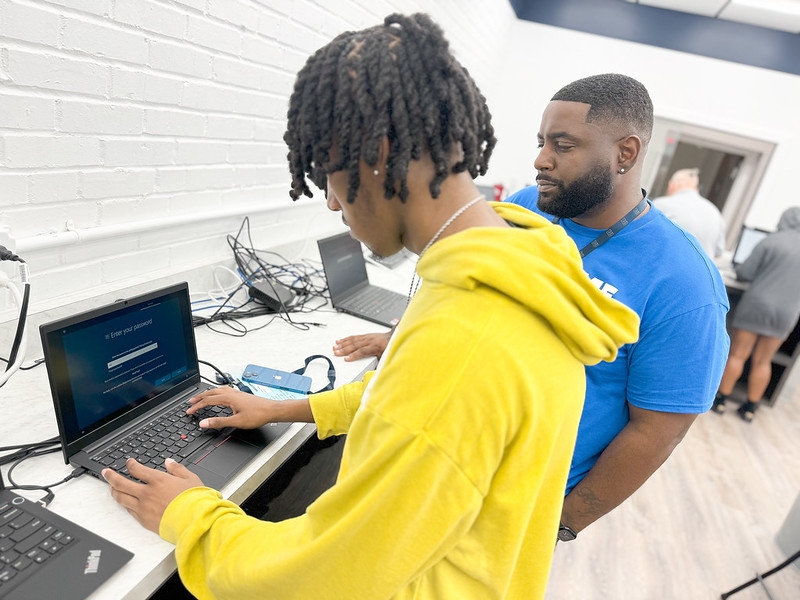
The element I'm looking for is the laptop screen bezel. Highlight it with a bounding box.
[39,282,203,464]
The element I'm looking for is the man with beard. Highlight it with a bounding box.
[505,73,729,540]
[333,73,730,541]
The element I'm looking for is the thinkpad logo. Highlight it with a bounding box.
[84,549,102,574]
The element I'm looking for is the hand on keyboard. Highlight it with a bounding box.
[188,386,308,430]
[93,402,234,481]
[103,458,204,534]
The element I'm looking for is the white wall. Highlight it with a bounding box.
[488,20,800,230]
[0,0,516,339]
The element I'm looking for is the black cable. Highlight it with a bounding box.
[227,218,328,327]
[190,217,330,337]
[6,446,64,487]
[5,282,29,370]
[198,359,234,386]
[0,245,22,262]
[0,436,60,453]
[4,446,86,507]
[0,247,29,372]
[0,437,61,467]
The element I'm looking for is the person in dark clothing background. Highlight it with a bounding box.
[713,207,800,421]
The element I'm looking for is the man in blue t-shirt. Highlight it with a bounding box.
[504,74,729,540]
[333,73,729,540]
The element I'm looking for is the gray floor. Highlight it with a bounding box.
[546,392,800,600]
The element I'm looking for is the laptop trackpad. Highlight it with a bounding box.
[195,437,256,474]
[187,423,290,489]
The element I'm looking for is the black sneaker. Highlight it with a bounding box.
[711,394,727,415]
[737,401,758,422]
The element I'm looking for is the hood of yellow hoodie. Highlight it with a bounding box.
[416,202,639,366]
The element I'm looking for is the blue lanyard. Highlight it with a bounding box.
[553,196,649,258]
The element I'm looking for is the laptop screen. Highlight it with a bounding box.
[317,232,369,302]
[40,283,200,457]
[732,225,770,266]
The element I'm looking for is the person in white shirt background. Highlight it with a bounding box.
[652,167,726,259]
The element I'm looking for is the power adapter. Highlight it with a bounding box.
[248,278,295,311]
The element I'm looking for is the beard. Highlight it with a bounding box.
[537,162,614,219]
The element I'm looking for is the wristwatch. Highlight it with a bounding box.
[557,522,578,542]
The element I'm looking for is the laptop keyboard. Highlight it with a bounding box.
[341,287,406,317]
[0,500,76,592]
[91,401,233,479]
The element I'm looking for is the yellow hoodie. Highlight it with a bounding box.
[160,203,639,599]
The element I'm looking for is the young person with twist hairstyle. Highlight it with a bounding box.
[103,15,638,599]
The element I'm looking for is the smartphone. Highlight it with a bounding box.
[241,364,312,398]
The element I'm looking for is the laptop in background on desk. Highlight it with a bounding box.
[317,232,407,328]
[731,225,770,267]
[0,469,132,600]
[39,282,289,491]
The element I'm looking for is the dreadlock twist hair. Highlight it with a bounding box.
[284,13,496,204]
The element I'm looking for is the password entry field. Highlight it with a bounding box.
[108,343,158,369]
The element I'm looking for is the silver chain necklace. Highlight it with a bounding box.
[407,195,484,304]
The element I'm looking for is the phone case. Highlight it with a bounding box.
[241,364,312,393]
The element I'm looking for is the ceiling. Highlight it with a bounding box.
[624,0,800,33]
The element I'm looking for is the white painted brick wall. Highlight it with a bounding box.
[149,39,213,79]
[186,13,243,55]
[62,16,150,64]
[143,108,205,137]
[0,93,56,130]
[0,0,61,46]
[0,173,27,205]
[3,135,101,168]
[81,169,157,200]
[0,0,516,352]
[59,101,144,135]
[28,172,81,204]
[103,138,175,167]
[6,49,110,97]
[114,0,188,40]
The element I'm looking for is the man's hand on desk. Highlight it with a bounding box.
[103,458,203,533]
[188,387,315,428]
[333,332,391,361]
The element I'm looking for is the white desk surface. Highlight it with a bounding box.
[713,254,748,292]
[0,252,413,600]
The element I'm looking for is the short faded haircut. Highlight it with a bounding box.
[551,73,653,146]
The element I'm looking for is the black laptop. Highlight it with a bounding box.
[317,232,407,327]
[0,469,132,599]
[39,283,290,491]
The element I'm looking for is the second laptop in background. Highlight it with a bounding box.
[317,232,407,328]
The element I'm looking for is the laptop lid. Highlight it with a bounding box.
[731,225,770,267]
[40,283,202,465]
[0,470,133,600]
[317,232,370,305]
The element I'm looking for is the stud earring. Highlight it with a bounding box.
[373,169,379,176]
[619,168,626,174]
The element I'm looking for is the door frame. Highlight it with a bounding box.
[642,118,776,249]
